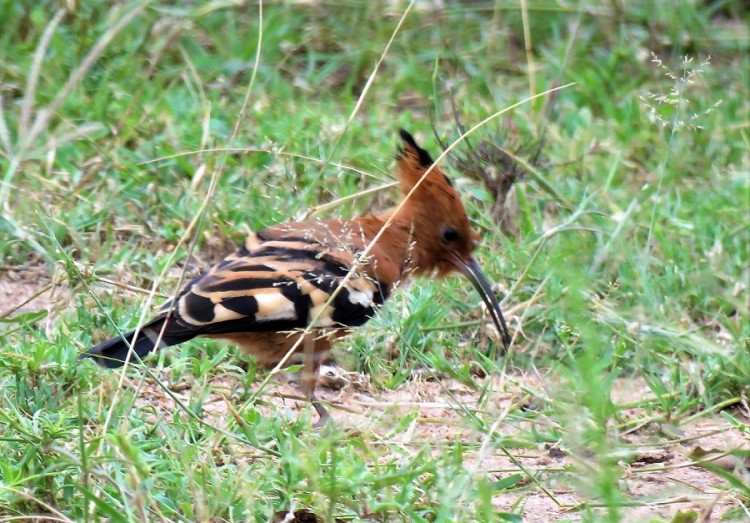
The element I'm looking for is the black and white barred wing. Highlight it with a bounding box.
[170,235,390,335]
[83,233,392,368]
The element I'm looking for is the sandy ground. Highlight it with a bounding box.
[0,265,57,317]
[2,270,748,522]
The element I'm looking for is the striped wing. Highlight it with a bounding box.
[165,232,390,336]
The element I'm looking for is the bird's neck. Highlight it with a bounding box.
[351,209,425,284]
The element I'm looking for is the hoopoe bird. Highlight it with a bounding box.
[82,130,511,425]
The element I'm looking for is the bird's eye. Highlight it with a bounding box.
[442,226,459,243]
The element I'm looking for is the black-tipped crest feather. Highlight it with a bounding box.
[398,129,434,168]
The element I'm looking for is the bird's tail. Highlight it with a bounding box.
[80,316,195,368]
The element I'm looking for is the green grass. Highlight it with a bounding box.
[1,1,748,521]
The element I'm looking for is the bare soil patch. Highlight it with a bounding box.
[0,265,55,317]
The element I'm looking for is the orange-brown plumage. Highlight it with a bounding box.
[81,129,511,425]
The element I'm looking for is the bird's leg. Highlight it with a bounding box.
[302,332,329,428]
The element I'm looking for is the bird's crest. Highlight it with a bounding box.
[395,129,455,196]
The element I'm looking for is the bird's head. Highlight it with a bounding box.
[394,129,511,349]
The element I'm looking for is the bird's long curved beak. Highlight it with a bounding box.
[452,255,512,351]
